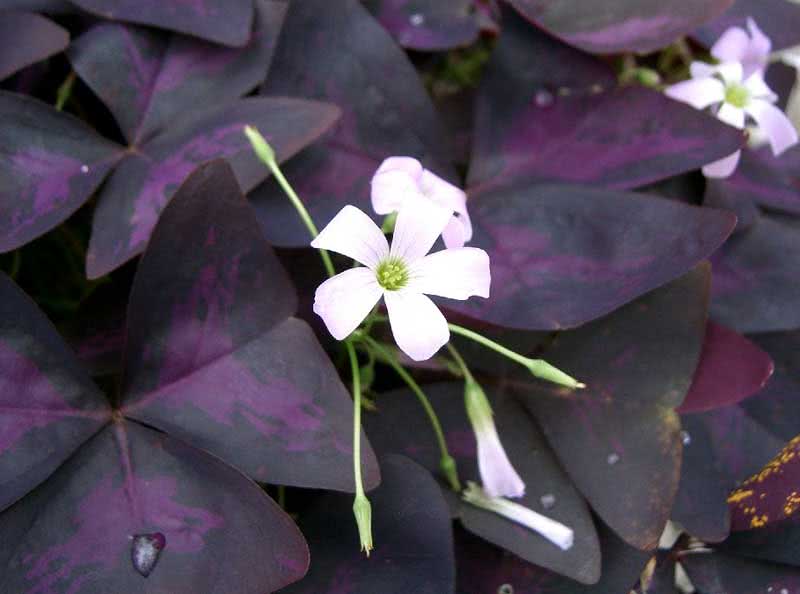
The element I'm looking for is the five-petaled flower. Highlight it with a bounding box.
[371,157,472,249]
[665,21,798,178]
[311,197,490,361]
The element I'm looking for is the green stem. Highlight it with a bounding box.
[446,342,473,381]
[55,71,76,111]
[447,323,585,389]
[244,125,335,277]
[359,334,461,491]
[346,340,365,498]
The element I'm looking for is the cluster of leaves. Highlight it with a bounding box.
[1,0,800,592]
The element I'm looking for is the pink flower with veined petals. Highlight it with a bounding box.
[666,58,798,178]
[311,197,490,361]
[371,157,472,249]
[711,17,771,78]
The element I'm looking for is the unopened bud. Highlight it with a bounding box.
[352,493,373,556]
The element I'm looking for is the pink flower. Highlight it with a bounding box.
[311,198,490,361]
[666,60,798,178]
[371,157,472,248]
[711,17,771,78]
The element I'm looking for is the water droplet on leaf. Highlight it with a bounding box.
[80,164,89,174]
[681,430,692,446]
[534,89,554,107]
[607,453,620,465]
[409,13,425,26]
[498,585,514,594]
[540,493,556,509]
[131,533,166,577]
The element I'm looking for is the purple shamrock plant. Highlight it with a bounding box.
[0,160,380,592]
[0,10,69,81]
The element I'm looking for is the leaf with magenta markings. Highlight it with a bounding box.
[468,7,744,193]
[505,0,732,54]
[251,0,455,247]
[0,11,69,81]
[0,161,381,591]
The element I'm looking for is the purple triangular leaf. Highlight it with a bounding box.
[0,91,124,253]
[468,9,743,192]
[85,96,340,278]
[445,184,734,331]
[711,215,800,333]
[507,0,732,54]
[0,11,69,81]
[68,1,287,145]
[364,382,601,584]
[120,160,378,492]
[281,455,453,594]
[0,422,308,592]
[677,322,774,414]
[694,0,800,51]
[516,265,710,549]
[68,0,255,47]
[0,274,111,513]
[252,0,456,247]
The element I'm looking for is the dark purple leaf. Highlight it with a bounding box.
[673,405,785,543]
[506,0,732,54]
[68,1,287,144]
[515,265,710,549]
[677,322,774,414]
[364,383,601,584]
[710,215,800,333]
[120,160,378,492]
[694,0,800,51]
[68,0,255,47]
[681,551,800,594]
[251,0,456,247]
[456,523,651,594]
[0,1,72,10]
[0,274,110,513]
[364,0,486,51]
[282,455,454,594]
[445,184,734,331]
[468,10,743,192]
[0,91,124,253]
[0,422,308,593]
[704,175,761,234]
[0,11,68,80]
[85,97,340,278]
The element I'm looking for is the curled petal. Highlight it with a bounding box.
[384,290,448,361]
[665,78,725,109]
[311,205,389,269]
[390,195,451,264]
[442,216,468,249]
[420,169,472,247]
[703,150,742,178]
[371,157,424,215]
[745,99,799,156]
[408,247,490,300]
[745,18,772,70]
[313,268,382,340]
[474,424,526,499]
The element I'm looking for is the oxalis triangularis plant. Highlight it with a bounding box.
[245,126,584,555]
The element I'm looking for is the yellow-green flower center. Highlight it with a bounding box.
[376,258,409,291]
[725,84,749,109]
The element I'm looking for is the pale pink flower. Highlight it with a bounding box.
[710,18,771,78]
[666,61,798,178]
[371,157,472,248]
[311,198,490,361]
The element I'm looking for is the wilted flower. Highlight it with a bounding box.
[710,17,771,78]
[666,60,798,177]
[371,156,472,248]
[465,377,525,498]
[463,482,574,551]
[311,197,490,361]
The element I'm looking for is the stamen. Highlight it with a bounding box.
[376,258,409,291]
[725,83,750,109]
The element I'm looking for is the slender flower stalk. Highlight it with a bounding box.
[462,482,574,551]
[447,323,585,389]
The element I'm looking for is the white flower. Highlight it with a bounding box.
[710,17,771,78]
[462,482,574,551]
[371,157,472,248]
[311,197,490,361]
[666,61,798,178]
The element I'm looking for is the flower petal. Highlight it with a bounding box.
[384,290,448,361]
[717,61,744,87]
[475,425,526,499]
[311,205,389,269]
[665,77,725,109]
[717,102,746,129]
[441,216,468,249]
[408,247,490,300]
[703,150,742,178]
[389,194,451,264]
[313,268,382,340]
[370,156,424,215]
[711,26,750,64]
[744,72,777,102]
[745,99,799,155]
[746,18,771,62]
[690,61,717,79]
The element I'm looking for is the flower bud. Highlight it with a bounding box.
[352,493,373,556]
